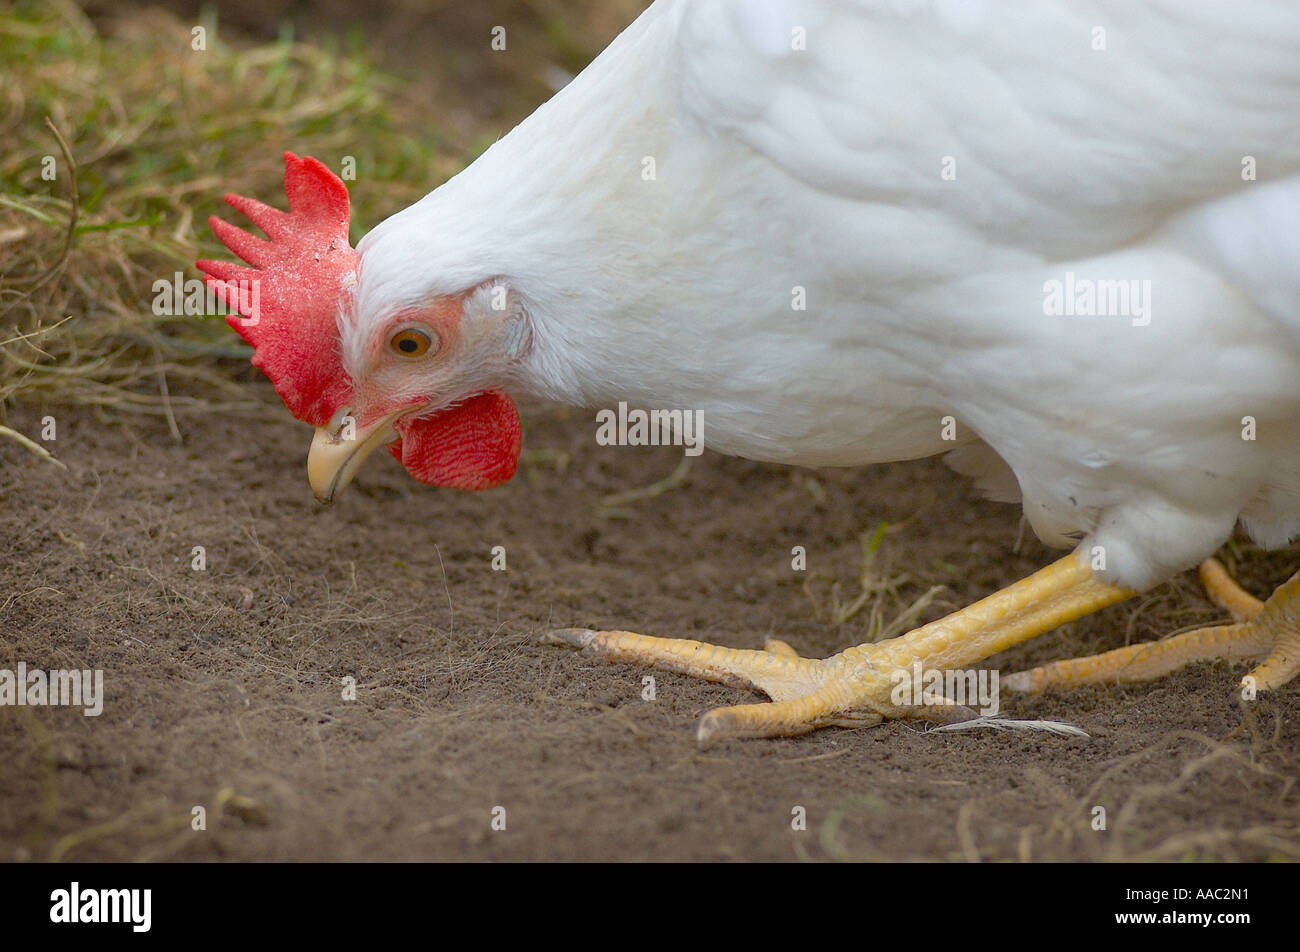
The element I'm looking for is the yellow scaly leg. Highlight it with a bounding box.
[544,550,1134,743]
[1004,558,1300,693]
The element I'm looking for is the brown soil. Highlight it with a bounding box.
[1,395,1297,862]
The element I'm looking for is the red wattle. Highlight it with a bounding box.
[389,390,521,490]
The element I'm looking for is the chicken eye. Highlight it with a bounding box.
[389,327,435,358]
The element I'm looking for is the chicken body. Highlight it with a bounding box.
[356,0,1300,593]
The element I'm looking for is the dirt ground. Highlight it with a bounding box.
[1,393,1297,862]
[2,0,1298,865]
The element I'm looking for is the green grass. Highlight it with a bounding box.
[0,0,464,423]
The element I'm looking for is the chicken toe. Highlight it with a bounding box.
[1004,561,1299,694]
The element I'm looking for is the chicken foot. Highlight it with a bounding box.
[544,550,1133,744]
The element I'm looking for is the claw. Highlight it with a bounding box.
[540,628,601,650]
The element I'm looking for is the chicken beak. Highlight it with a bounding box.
[307,408,406,504]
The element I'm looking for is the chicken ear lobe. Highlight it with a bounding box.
[390,390,522,490]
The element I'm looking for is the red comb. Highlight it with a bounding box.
[197,152,358,426]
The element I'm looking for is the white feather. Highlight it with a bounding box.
[927,717,1091,738]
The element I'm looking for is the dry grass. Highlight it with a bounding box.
[0,1,462,432]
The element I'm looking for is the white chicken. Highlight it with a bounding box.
[200,0,1300,742]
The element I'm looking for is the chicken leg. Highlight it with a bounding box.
[544,550,1134,743]
[1004,559,1300,693]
